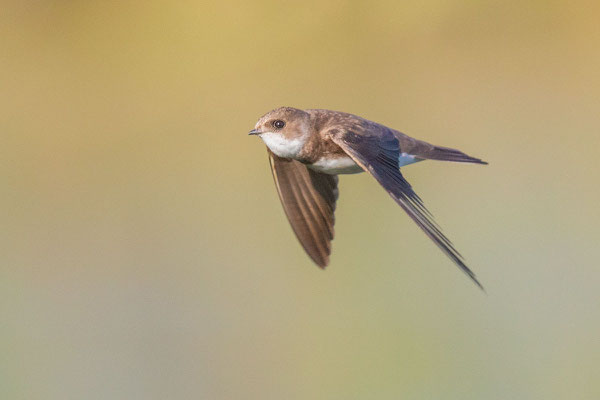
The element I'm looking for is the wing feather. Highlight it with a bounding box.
[268,151,339,267]
[331,130,483,289]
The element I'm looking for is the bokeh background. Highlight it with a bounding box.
[2,1,600,399]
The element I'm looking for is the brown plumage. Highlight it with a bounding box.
[250,107,487,289]
[268,152,338,267]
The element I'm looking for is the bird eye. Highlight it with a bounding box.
[272,120,285,129]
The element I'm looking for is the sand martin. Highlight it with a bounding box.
[249,107,487,288]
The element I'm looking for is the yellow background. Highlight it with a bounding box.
[2,1,599,399]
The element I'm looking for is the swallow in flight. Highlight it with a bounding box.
[250,107,487,288]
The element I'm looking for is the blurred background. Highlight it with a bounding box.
[2,1,599,399]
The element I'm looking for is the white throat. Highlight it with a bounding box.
[260,132,306,159]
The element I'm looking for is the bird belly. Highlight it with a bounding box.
[308,156,364,175]
[309,153,423,175]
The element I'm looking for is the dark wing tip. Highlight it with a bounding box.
[461,265,485,291]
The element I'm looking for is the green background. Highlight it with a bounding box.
[2,1,599,399]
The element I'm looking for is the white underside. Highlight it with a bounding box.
[308,153,423,175]
[260,132,306,159]
[309,156,363,174]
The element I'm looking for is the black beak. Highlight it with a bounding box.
[248,129,262,135]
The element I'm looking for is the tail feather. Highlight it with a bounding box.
[425,145,488,165]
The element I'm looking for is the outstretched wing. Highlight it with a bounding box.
[330,129,483,289]
[268,150,339,267]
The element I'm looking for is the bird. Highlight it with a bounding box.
[249,107,487,289]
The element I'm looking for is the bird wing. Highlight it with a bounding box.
[329,128,483,289]
[268,150,339,267]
